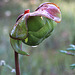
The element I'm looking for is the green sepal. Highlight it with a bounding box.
[29,18,55,38]
[22,16,56,46]
[10,38,29,56]
[27,16,44,32]
[9,17,28,40]
[22,33,42,46]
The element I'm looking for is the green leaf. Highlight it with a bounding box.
[60,50,75,56]
[10,38,29,56]
[67,48,75,51]
[70,64,75,69]
[70,44,75,48]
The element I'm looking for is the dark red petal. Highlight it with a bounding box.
[24,2,61,23]
[36,2,60,11]
[35,2,61,23]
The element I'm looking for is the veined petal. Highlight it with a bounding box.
[36,2,61,23]
[25,2,61,23]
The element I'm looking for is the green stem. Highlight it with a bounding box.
[15,51,20,75]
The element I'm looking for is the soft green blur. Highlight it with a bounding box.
[0,0,75,75]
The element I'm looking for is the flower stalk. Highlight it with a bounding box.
[15,51,20,75]
[9,2,61,75]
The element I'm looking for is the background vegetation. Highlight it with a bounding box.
[0,0,75,75]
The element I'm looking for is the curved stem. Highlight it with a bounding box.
[15,51,20,75]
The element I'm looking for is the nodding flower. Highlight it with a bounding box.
[10,2,61,55]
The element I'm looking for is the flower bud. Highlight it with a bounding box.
[9,2,61,55]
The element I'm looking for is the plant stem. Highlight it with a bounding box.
[15,51,20,75]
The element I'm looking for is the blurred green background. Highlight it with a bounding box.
[0,0,75,75]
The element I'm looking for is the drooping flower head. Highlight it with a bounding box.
[9,2,61,56]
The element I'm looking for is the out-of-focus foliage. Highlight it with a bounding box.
[0,0,75,75]
[60,44,75,69]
